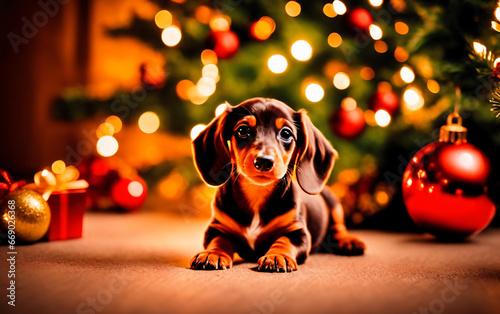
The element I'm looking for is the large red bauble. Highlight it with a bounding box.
[111,177,147,212]
[345,8,373,32]
[402,141,495,240]
[369,90,399,116]
[329,107,365,140]
[206,30,240,59]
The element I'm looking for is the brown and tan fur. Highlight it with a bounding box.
[190,98,365,272]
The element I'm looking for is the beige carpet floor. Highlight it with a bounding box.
[1,211,499,314]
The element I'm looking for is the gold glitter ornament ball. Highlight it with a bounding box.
[0,189,51,242]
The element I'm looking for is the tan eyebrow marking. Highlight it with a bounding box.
[275,117,286,129]
[237,115,256,128]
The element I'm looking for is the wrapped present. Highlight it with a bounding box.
[24,163,89,241]
[45,189,87,240]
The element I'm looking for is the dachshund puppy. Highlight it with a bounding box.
[190,98,365,272]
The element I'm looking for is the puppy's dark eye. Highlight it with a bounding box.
[236,125,250,139]
[278,127,294,144]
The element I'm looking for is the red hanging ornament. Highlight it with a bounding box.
[206,30,240,59]
[111,176,147,212]
[345,8,373,33]
[402,112,495,240]
[492,62,500,82]
[140,63,166,90]
[369,89,399,116]
[329,105,365,140]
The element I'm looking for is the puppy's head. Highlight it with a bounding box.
[192,98,337,194]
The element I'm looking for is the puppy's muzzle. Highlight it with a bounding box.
[254,155,274,172]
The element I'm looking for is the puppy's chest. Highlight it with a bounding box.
[244,212,263,250]
[240,185,272,250]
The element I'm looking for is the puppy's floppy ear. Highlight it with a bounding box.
[192,108,233,186]
[294,109,338,195]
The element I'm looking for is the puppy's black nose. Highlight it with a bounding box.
[254,155,274,172]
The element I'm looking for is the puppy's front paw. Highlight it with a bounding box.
[190,250,232,270]
[332,235,365,256]
[257,254,298,273]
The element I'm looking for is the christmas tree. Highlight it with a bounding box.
[55,0,500,227]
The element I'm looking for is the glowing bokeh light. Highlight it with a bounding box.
[395,21,409,35]
[333,1,347,15]
[328,33,342,48]
[375,110,391,127]
[251,17,276,41]
[495,7,500,21]
[138,111,160,134]
[268,54,288,74]
[400,66,415,83]
[155,10,172,29]
[196,77,216,97]
[360,67,375,80]
[96,136,119,157]
[176,80,195,100]
[394,46,409,62]
[427,79,440,94]
[369,24,383,40]
[291,40,313,61]
[128,181,144,197]
[285,1,301,17]
[341,97,357,111]
[209,16,231,31]
[194,6,212,24]
[201,49,218,65]
[305,83,325,102]
[161,26,182,47]
[202,64,219,80]
[96,123,115,138]
[369,0,383,7]
[190,124,207,140]
[403,87,424,111]
[323,3,337,18]
[51,160,66,174]
[105,116,122,134]
[333,72,350,90]
[374,41,388,53]
[364,109,377,126]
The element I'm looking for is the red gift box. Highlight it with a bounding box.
[44,189,87,241]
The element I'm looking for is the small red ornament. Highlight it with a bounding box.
[140,63,166,90]
[402,113,495,240]
[206,30,240,59]
[78,156,119,210]
[111,176,147,212]
[345,8,373,33]
[329,106,365,140]
[492,63,500,82]
[369,90,399,116]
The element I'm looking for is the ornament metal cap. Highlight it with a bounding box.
[439,112,467,144]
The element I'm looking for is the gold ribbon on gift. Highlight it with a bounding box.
[24,165,89,201]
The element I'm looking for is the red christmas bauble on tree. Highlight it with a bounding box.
[78,156,120,210]
[329,105,365,140]
[492,62,500,82]
[369,90,399,116]
[206,30,240,59]
[345,8,373,33]
[402,114,495,240]
[140,63,165,90]
[111,176,147,212]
